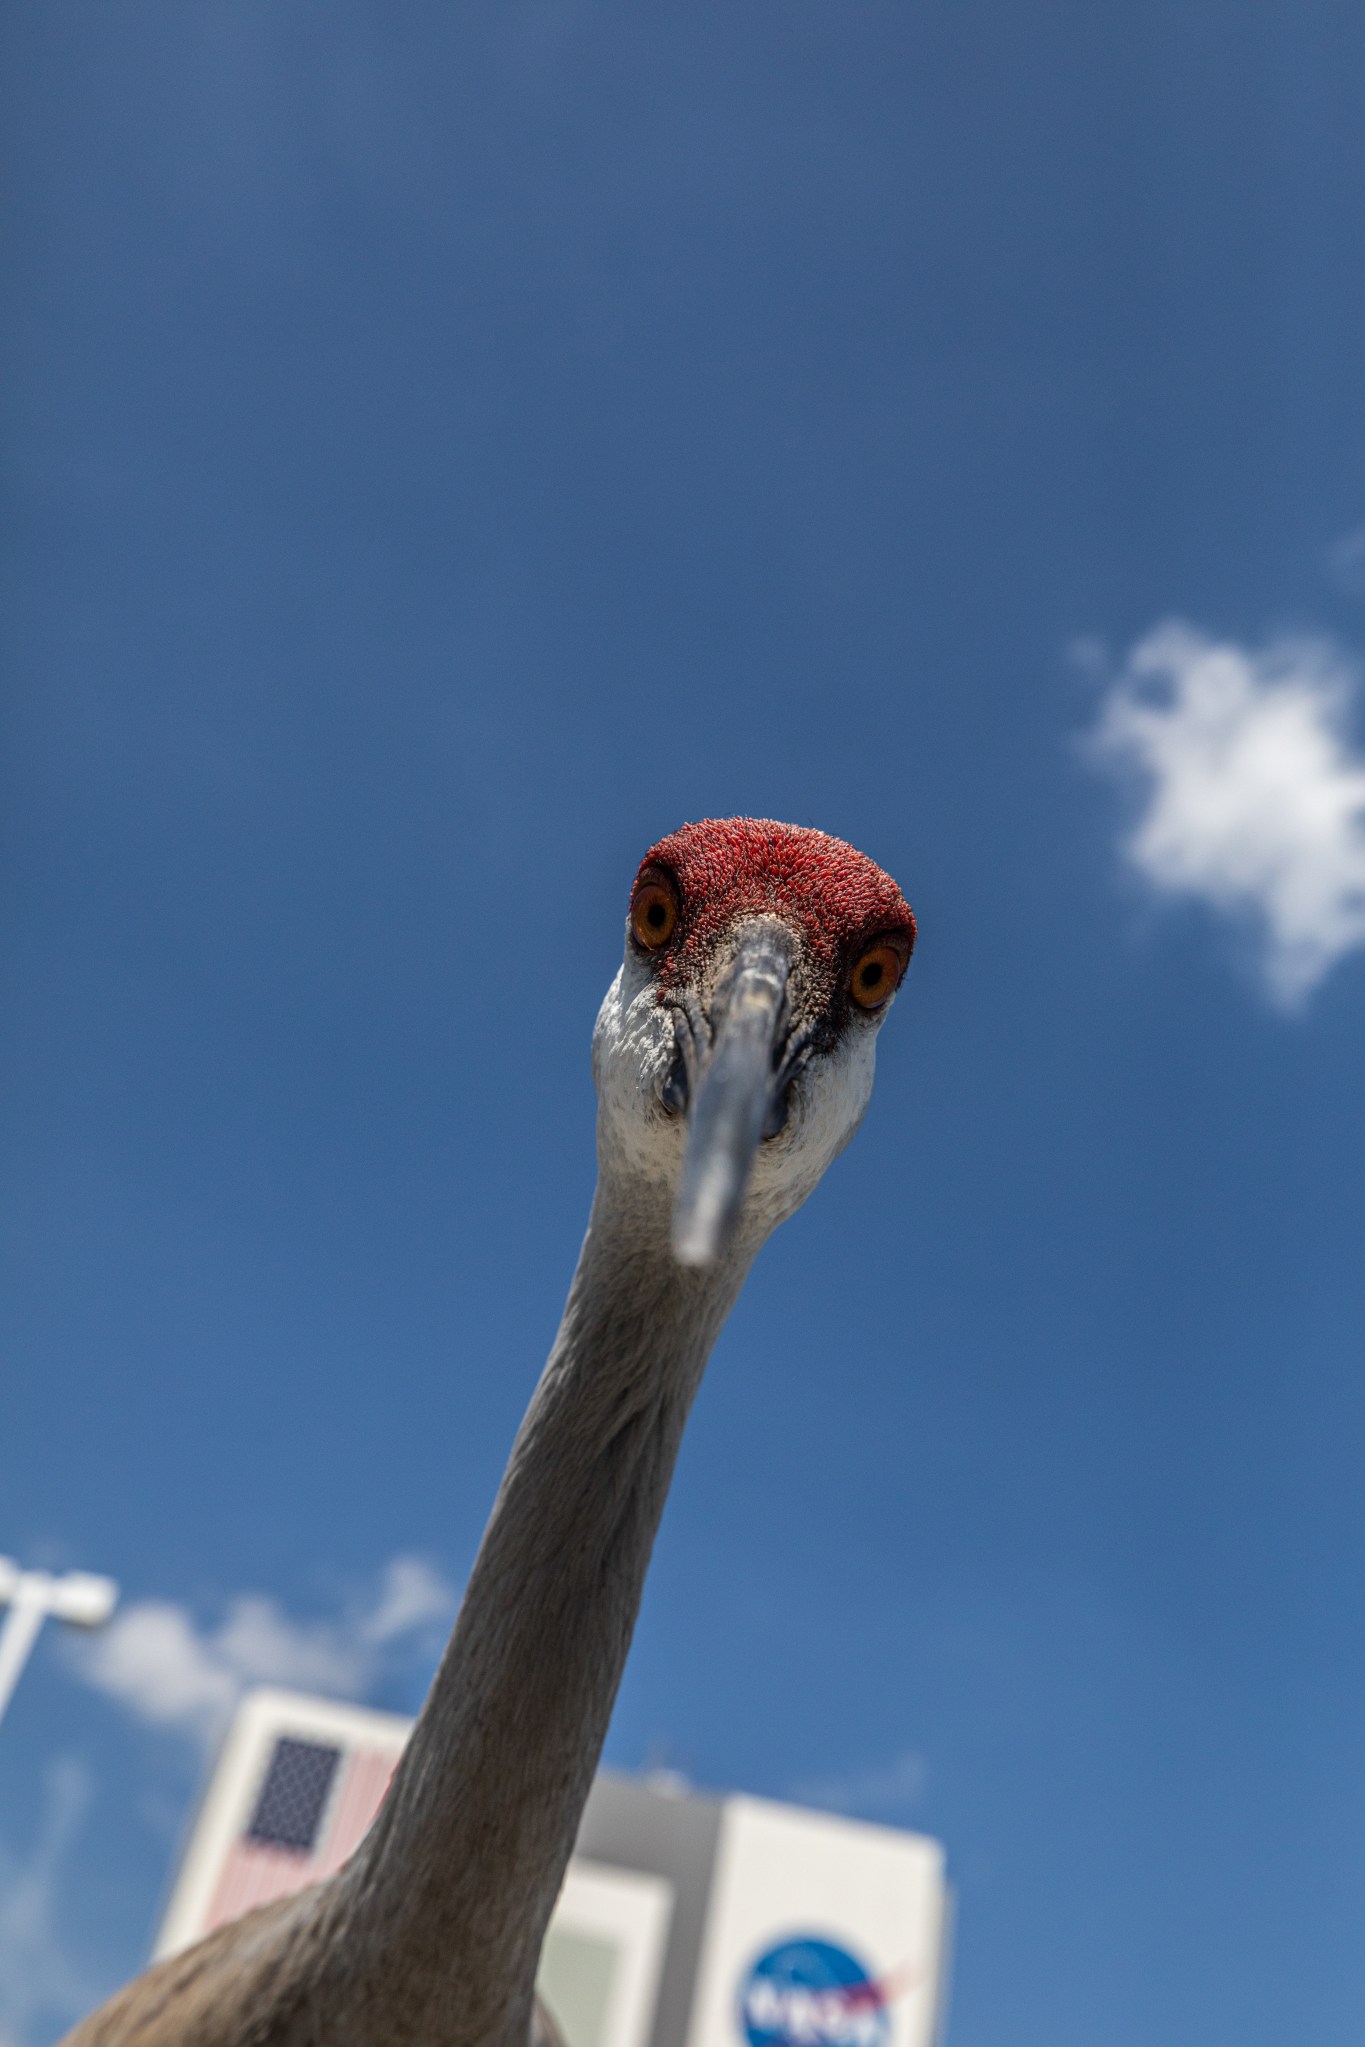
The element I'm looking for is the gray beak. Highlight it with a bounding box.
[672,927,792,1268]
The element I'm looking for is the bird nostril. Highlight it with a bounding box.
[661,1058,689,1117]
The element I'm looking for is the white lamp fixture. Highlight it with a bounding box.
[0,1555,120,1728]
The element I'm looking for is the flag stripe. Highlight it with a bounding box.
[317,1747,399,1876]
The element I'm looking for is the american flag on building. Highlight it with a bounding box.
[202,1730,401,1932]
[155,1689,413,1960]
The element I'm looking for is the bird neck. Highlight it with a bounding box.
[326,1167,753,2045]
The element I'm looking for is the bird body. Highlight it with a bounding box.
[64,820,916,2047]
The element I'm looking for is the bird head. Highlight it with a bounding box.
[592,818,916,1267]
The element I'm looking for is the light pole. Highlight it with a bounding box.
[0,1555,120,1728]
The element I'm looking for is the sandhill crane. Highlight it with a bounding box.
[64,817,917,2047]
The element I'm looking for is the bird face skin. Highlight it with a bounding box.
[592,819,916,1266]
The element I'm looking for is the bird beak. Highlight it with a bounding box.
[672,927,792,1268]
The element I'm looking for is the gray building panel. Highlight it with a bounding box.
[576,1774,724,2047]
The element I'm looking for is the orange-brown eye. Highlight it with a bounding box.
[850,943,905,1010]
[631,879,678,950]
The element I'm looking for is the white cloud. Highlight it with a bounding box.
[789,1749,925,1820]
[70,1554,459,1751]
[360,1554,457,1646]
[1084,620,1365,1006]
[0,1759,98,2047]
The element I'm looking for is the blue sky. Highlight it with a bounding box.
[5,4,1365,2042]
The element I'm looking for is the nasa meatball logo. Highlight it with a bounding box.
[738,1936,893,2047]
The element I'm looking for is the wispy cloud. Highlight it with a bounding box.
[68,1555,458,1751]
[1327,524,1365,598]
[361,1554,458,1646]
[1083,620,1365,1007]
[789,1749,925,1821]
[0,1759,98,2047]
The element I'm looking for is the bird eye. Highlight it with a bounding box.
[850,942,905,1010]
[630,878,678,950]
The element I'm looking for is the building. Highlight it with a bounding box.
[157,1688,951,2047]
